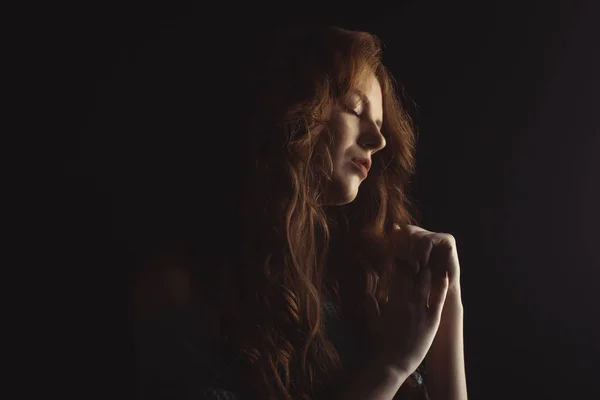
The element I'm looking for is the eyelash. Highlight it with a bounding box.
[343,106,360,117]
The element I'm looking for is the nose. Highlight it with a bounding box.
[358,121,386,153]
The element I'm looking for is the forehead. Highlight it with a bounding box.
[356,71,382,101]
[352,72,383,121]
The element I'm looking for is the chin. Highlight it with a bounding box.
[325,179,360,206]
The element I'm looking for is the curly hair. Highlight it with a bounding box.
[195,26,420,400]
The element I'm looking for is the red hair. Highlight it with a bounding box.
[192,26,419,399]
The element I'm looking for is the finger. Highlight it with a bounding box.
[387,270,403,305]
[395,256,419,279]
[415,265,432,304]
[428,271,449,317]
[429,241,451,279]
[387,269,413,306]
[415,237,434,277]
[393,225,419,274]
[392,223,410,253]
[394,225,432,275]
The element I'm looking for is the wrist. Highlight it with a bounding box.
[447,280,462,297]
[437,289,463,335]
[445,285,464,309]
[336,357,412,400]
[369,355,413,383]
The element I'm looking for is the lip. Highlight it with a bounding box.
[351,158,370,178]
[351,156,371,171]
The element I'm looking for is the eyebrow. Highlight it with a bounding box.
[352,89,383,128]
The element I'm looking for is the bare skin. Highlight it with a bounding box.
[325,71,386,205]
[134,70,468,399]
[338,224,467,400]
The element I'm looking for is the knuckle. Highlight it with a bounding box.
[434,233,456,248]
[441,233,456,246]
[444,233,456,245]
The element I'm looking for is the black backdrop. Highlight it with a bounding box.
[53,0,599,398]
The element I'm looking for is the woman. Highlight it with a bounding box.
[133,25,467,400]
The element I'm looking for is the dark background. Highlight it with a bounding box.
[48,0,599,398]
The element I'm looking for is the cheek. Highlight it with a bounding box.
[329,119,355,154]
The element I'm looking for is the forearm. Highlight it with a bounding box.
[336,359,411,400]
[425,289,468,400]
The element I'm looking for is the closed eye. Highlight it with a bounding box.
[343,105,361,117]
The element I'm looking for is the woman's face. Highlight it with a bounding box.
[324,72,386,205]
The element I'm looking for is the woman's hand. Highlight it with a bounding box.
[361,224,451,376]
[391,224,468,400]
[392,224,461,295]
